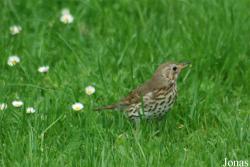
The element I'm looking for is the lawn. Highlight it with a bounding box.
[0,0,249,166]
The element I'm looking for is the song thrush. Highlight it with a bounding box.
[96,62,190,121]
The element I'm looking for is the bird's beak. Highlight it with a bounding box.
[178,62,192,70]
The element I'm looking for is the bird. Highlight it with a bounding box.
[96,62,191,121]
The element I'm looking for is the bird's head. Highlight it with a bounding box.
[154,62,191,83]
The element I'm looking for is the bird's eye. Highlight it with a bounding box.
[173,66,177,71]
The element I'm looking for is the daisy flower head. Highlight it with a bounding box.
[85,85,96,96]
[72,102,84,111]
[10,25,22,35]
[7,55,20,66]
[60,9,74,24]
[26,107,36,114]
[38,66,49,73]
[0,103,8,111]
[12,100,24,108]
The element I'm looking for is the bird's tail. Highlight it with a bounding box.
[94,104,117,111]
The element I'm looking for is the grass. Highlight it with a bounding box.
[0,0,250,166]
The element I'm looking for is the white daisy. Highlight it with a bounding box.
[0,103,8,110]
[60,12,74,24]
[12,100,24,108]
[72,102,84,111]
[7,55,20,66]
[85,86,96,95]
[26,107,36,114]
[38,66,49,73]
[10,25,22,35]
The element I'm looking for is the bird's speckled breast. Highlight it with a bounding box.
[127,84,177,120]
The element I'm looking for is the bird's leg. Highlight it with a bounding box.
[132,118,142,137]
[134,118,141,130]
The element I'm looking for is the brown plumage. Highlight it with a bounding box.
[96,62,190,121]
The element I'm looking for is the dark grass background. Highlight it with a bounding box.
[0,0,249,166]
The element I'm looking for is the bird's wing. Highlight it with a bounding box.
[94,89,142,111]
[120,81,174,106]
[120,80,156,105]
[96,81,173,111]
